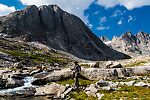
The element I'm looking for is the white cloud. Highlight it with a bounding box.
[93,11,99,15]
[19,0,94,23]
[100,16,107,23]
[128,15,136,23]
[118,19,123,25]
[97,25,110,30]
[111,9,125,18]
[96,0,150,10]
[0,4,16,16]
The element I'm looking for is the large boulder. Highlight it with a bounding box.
[35,83,66,98]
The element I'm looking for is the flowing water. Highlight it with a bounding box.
[0,77,48,100]
[0,77,34,95]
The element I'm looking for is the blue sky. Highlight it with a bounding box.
[0,0,150,39]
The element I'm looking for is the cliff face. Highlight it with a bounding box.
[0,5,130,60]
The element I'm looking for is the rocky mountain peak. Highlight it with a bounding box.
[136,31,150,44]
[101,31,150,56]
[99,36,109,42]
[120,32,138,45]
[0,5,130,60]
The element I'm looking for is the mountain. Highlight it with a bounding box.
[0,5,130,60]
[102,31,150,56]
[99,36,109,42]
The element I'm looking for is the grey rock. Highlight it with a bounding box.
[96,80,109,87]
[134,81,148,87]
[5,78,24,88]
[0,5,130,60]
[34,83,66,97]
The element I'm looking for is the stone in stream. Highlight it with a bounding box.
[31,79,47,86]
[5,78,24,88]
[0,78,7,87]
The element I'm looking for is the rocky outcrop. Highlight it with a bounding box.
[102,31,150,56]
[82,66,150,80]
[0,5,130,60]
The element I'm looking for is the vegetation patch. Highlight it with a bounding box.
[124,60,147,67]
[80,64,91,68]
[67,90,97,100]
[57,78,97,86]
[100,85,150,100]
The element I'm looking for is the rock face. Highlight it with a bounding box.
[0,5,130,60]
[102,31,150,56]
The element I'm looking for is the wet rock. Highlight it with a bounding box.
[5,78,24,88]
[31,79,47,86]
[11,74,27,80]
[0,78,7,87]
[16,87,36,97]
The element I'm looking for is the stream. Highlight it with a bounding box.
[0,77,34,95]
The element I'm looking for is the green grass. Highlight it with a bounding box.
[0,38,70,65]
[80,64,91,68]
[124,60,147,67]
[57,78,97,86]
[67,90,97,100]
[107,78,136,83]
[100,85,150,100]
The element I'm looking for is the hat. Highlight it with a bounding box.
[74,61,78,64]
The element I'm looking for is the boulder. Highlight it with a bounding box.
[0,78,7,87]
[96,93,104,100]
[85,84,97,97]
[92,61,106,68]
[31,79,47,86]
[96,80,109,87]
[30,69,43,76]
[5,78,24,88]
[35,83,66,98]
[134,81,148,87]
[42,68,73,82]
[106,61,122,68]
[15,87,36,97]
[119,81,135,86]
[11,74,27,80]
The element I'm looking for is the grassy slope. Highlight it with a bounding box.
[0,37,71,66]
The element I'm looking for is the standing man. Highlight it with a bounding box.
[71,61,81,90]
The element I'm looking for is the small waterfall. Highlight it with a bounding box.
[0,76,34,95]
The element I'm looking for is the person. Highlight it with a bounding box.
[71,61,81,90]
